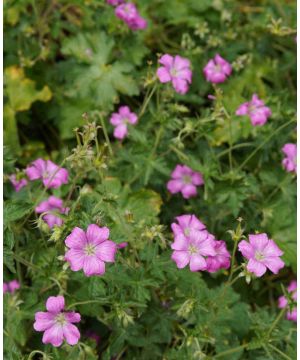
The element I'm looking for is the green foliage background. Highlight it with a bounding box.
[3,0,296,359]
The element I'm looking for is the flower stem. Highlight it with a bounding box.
[98,113,113,156]
[267,307,286,338]
[214,343,248,358]
[139,83,157,118]
[238,119,295,171]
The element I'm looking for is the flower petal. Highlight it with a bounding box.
[65,312,81,323]
[171,234,189,251]
[63,323,81,346]
[86,224,109,245]
[247,258,267,277]
[65,227,87,249]
[248,233,269,251]
[83,256,106,276]
[65,248,85,271]
[42,324,64,347]
[262,256,285,274]
[95,240,117,262]
[171,250,190,269]
[46,295,65,313]
[34,312,55,331]
[189,254,206,272]
[157,67,171,83]
[238,240,254,259]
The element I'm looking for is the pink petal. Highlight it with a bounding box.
[189,254,206,271]
[65,312,81,323]
[171,222,183,236]
[236,103,249,116]
[263,240,283,257]
[181,184,197,198]
[238,240,254,259]
[34,312,55,331]
[35,200,51,213]
[262,256,285,274]
[282,143,297,158]
[159,54,174,69]
[65,227,87,249]
[114,124,128,139]
[127,112,138,124]
[83,256,106,276]
[65,248,85,271]
[247,258,267,277]
[110,113,122,126]
[86,224,109,245]
[278,295,288,309]
[198,237,217,257]
[191,172,204,186]
[248,233,269,251]
[171,234,189,251]
[171,250,190,269]
[172,78,189,94]
[173,55,190,70]
[157,67,171,83]
[63,323,81,345]
[42,324,64,347]
[167,179,183,194]
[46,295,65,313]
[95,240,117,262]
[118,105,131,117]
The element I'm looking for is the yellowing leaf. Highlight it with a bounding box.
[4,66,52,112]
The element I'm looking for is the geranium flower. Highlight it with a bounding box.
[115,3,147,30]
[33,295,81,347]
[110,106,138,140]
[278,280,297,322]
[167,164,204,199]
[157,54,192,94]
[35,196,69,229]
[236,94,272,126]
[206,240,231,273]
[3,280,20,294]
[171,214,206,240]
[238,233,284,277]
[26,159,68,189]
[282,143,297,173]
[171,229,216,271]
[65,224,117,277]
[203,54,232,83]
[9,174,27,192]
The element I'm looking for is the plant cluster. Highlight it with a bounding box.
[4,0,296,359]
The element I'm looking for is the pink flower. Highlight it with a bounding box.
[3,283,8,294]
[203,54,232,83]
[282,143,297,173]
[35,196,69,229]
[167,165,204,199]
[171,229,216,271]
[157,54,192,94]
[4,280,20,294]
[127,15,147,30]
[65,224,117,277]
[206,240,231,273]
[9,174,27,192]
[278,280,297,322]
[238,233,285,277]
[115,3,147,31]
[26,159,68,189]
[107,0,124,6]
[33,295,81,347]
[171,214,206,239]
[236,94,272,126]
[110,106,138,140]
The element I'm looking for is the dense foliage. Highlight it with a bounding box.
[3,0,297,359]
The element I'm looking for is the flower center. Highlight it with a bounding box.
[55,313,66,325]
[170,68,178,77]
[184,227,190,236]
[188,245,198,255]
[84,243,96,256]
[214,64,221,72]
[182,175,192,184]
[255,251,264,261]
